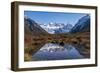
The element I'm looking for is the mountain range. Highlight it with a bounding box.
[24,15,90,34]
[40,22,73,34]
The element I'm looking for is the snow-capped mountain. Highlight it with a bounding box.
[70,15,90,33]
[40,22,73,34]
[24,16,73,34]
[55,23,73,34]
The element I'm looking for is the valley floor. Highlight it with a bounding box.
[24,32,90,61]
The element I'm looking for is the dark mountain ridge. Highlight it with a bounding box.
[24,17,48,34]
[70,15,90,33]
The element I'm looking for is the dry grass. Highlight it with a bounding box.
[24,32,90,61]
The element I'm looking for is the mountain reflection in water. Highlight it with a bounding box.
[32,43,85,61]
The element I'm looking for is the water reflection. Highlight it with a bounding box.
[32,43,88,61]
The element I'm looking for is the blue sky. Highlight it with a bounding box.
[24,11,89,26]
